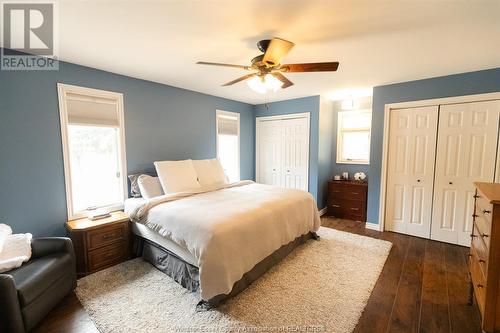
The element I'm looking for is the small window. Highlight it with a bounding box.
[337,110,371,164]
[216,110,240,182]
[58,84,127,219]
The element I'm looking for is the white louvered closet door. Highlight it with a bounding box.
[258,120,283,187]
[431,100,500,246]
[385,106,438,238]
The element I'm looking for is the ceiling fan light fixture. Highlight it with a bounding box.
[264,74,284,92]
[247,74,284,94]
[247,75,267,94]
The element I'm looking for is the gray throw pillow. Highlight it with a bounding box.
[128,172,156,198]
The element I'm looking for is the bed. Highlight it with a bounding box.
[125,180,321,308]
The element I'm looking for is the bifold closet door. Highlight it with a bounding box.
[281,118,309,190]
[385,106,438,238]
[258,120,283,186]
[431,100,500,246]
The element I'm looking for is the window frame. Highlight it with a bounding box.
[215,109,240,181]
[336,109,372,165]
[57,83,128,220]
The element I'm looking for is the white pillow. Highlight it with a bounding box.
[154,159,201,193]
[137,175,164,199]
[192,159,228,187]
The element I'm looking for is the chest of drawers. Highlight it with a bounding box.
[326,180,368,222]
[470,182,500,332]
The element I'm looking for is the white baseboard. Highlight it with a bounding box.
[365,222,382,231]
[319,207,327,216]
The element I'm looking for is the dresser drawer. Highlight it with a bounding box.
[474,215,492,249]
[87,224,127,250]
[470,244,487,317]
[328,184,367,202]
[328,199,366,221]
[476,193,493,224]
[471,224,489,277]
[88,241,127,271]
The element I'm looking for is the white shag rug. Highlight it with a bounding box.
[75,227,391,333]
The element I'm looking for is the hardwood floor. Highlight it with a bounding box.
[34,217,482,333]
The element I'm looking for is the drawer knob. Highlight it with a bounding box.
[479,259,486,264]
[352,192,359,195]
[472,214,478,218]
[474,195,481,199]
[482,233,489,238]
[332,204,340,208]
[477,284,484,289]
[470,234,477,238]
[417,179,421,182]
[350,208,360,211]
[483,209,491,214]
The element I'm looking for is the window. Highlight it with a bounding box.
[58,84,127,219]
[216,110,240,182]
[337,110,371,164]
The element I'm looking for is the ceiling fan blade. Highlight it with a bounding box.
[222,73,257,86]
[280,62,339,72]
[273,72,294,89]
[262,38,295,67]
[197,61,250,70]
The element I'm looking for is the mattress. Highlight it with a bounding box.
[125,198,198,267]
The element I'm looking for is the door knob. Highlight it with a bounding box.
[417,179,421,182]
[449,181,453,185]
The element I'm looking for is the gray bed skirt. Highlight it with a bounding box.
[132,231,319,309]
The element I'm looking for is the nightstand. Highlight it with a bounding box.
[65,211,130,277]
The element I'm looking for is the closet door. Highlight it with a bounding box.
[258,120,282,186]
[281,118,309,191]
[385,106,438,238]
[431,100,500,246]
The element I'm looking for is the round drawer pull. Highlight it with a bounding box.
[477,284,484,289]
[479,259,486,264]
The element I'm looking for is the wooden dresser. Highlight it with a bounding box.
[66,211,130,277]
[470,182,500,332]
[326,180,368,222]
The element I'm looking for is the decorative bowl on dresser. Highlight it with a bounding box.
[65,211,130,277]
[326,179,368,222]
[470,182,500,332]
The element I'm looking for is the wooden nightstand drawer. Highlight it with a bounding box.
[88,241,127,272]
[87,224,127,250]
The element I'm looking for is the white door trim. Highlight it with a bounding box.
[256,112,310,191]
[378,91,500,233]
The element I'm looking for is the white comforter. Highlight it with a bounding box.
[128,181,320,301]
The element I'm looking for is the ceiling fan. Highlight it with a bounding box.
[197,38,339,93]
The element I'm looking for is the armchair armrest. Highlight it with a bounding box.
[0,274,25,333]
[31,237,75,259]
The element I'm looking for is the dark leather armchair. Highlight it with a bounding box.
[0,237,77,332]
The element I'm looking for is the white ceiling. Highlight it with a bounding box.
[20,1,500,104]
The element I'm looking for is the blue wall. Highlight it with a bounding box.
[0,57,255,237]
[254,96,320,202]
[368,67,500,224]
